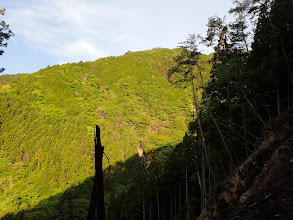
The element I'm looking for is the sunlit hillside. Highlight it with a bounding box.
[0,48,211,217]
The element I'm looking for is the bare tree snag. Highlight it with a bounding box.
[87,125,105,220]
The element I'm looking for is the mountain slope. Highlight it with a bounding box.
[0,48,211,217]
[198,108,293,220]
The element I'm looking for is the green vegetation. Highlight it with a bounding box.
[1,0,292,219]
[0,48,211,218]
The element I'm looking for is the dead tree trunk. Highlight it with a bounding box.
[87,125,105,220]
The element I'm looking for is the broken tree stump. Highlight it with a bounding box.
[87,125,105,220]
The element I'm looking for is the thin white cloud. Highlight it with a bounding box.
[51,40,106,62]
[3,0,234,72]
[6,0,137,63]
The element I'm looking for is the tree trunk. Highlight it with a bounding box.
[143,198,146,220]
[197,65,235,167]
[238,81,266,126]
[222,32,228,63]
[185,166,190,220]
[277,82,281,115]
[268,15,293,87]
[170,192,173,220]
[179,181,181,211]
[201,151,206,210]
[189,51,214,179]
[227,82,233,129]
[242,30,249,51]
[242,98,248,157]
[156,188,160,220]
[288,77,291,109]
[87,125,105,220]
[150,199,152,220]
[194,147,203,212]
[174,186,177,218]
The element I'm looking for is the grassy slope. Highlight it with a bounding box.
[0,48,211,217]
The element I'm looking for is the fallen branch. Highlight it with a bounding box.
[248,192,273,208]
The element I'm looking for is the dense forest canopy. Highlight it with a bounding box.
[0,0,292,219]
[0,48,211,219]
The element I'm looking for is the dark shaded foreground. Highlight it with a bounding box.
[1,144,188,220]
[1,176,93,220]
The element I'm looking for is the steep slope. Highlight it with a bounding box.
[0,48,211,217]
[198,108,293,220]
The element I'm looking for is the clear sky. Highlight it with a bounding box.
[1,0,234,75]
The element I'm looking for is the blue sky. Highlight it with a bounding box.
[1,0,234,75]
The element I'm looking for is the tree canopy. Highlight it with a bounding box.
[0,9,14,73]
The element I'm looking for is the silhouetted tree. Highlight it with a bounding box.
[0,9,14,73]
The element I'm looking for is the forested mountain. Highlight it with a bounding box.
[1,0,293,219]
[0,48,211,219]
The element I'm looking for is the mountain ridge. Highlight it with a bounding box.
[0,48,211,217]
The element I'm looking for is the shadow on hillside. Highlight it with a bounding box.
[1,145,174,220]
[1,176,93,220]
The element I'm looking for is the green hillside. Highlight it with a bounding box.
[1,0,292,219]
[0,48,211,217]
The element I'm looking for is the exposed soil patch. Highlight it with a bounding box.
[228,139,293,220]
[198,108,293,220]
